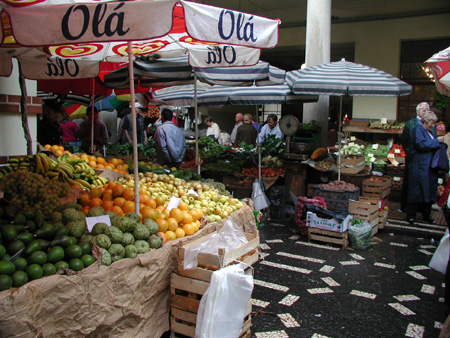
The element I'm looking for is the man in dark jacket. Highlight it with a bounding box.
[76,106,109,154]
[235,113,257,146]
[37,100,63,146]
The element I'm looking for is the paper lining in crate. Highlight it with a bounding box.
[170,273,252,338]
[177,230,260,282]
[362,176,391,198]
[339,156,365,174]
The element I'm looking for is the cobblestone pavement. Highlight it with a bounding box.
[250,221,448,338]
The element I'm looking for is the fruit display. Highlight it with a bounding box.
[241,167,284,177]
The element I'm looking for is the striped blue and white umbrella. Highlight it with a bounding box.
[151,82,212,106]
[104,56,286,89]
[287,59,412,180]
[286,59,412,96]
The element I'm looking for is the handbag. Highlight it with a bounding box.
[431,143,449,172]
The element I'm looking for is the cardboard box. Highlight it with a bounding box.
[339,156,365,174]
[306,211,352,233]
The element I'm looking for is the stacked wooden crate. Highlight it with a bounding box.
[170,230,260,338]
[349,198,379,236]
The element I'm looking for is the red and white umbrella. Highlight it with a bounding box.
[425,46,450,96]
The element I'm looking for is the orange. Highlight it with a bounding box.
[188,209,200,222]
[55,150,64,157]
[111,158,120,167]
[96,157,106,165]
[44,144,51,149]
[192,221,200,233]
[88,155,96,162]
[181,212,193,225]
[114,197,126,207]
[102,190,114,201]
[107,181,117,190]
[145,198,157,209]
[169,208,184,223]
[182,223,195,236]
[140,193,150,205]
[156,219,168,232]
[89,188,102,199]
[112,184,125,197]
[89,197,103,208]
[123,188,135,201]
[80,153,89,160]
[104,165,114,170]
[96,163,105,169]
[155,196,165,207]
[58,145,65,152]
[141,206,156,221]
[50,145,60,152]
[79,194,90,207]
[102,200,114,211]
[165,230,176,241]
[118,158,124,165]
[83,206,90,215]
[174,227,185,238]
[166,217,179,232]
[89,160,97,168]
[122,200,136,213]
[178,201,189,211]
[111,206,124,217]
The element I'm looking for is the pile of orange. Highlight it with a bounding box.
[78,181,203,240]
[74,153,129,175]
[44,144,67,157]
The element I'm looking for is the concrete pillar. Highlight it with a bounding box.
[303,0,331,147]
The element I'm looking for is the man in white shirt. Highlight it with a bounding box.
[230,112,243,145]
[258,114,283,143]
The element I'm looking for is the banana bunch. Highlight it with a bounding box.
[72,162,108,188]
[0,163,13,178]
[6,155,36,173]
[57,153,87,166]
[34,153,56,174]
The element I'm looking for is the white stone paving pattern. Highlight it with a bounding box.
[405,323,425,337]
[409,265,431,271]
[276,251,325,264]
[417,249,434,256]
[350,290,377,299]
[255,330,289,338]
[388,303,416,315]
[319,265,335,273]
[266,239,284,243]
[260,243,271,250]
[390,242,408,247]
[348,253,365,260]
[253,279,289,292]
[393,295,421,302]
[321,277,341,287]
[406,271,427,280]
[374,262,396,269]
[295,241,340,251]
[278,294,300,306]
[251,298,270,308]
[278,313,300,328]
[307,287,334,294]
[421,284,436,294]
[339,260,360,265]
[259,260,312,274]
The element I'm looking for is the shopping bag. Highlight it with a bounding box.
[429,229,450,274]
[251,179,270,210]
[195,263,253,338]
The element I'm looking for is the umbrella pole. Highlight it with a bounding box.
[194,75,200,174]
[127,41,140,214]
[90,78,95,154]
[256,106,261,183]
[338,96,343,181]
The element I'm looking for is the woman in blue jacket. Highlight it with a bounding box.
[406,110,445,225]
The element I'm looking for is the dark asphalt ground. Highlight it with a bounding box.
[250,219,448,338]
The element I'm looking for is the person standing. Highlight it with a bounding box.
[122,102,148,145]
[235,113,257,146]
[258,114,283,143]
[205,116,220,143]
[76,106,109,154]
[59,113,79,145]
[154,108,186,168]
[230,112,243,145]
[37,100,63,146]
[405,110,444,225]
[401,102,436,211]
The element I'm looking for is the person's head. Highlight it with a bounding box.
[161,109,174,122]
[421,110,438,131]
[131,102,143,113]
[243,114,252,124]
[416,102,430,118]
[43,100,63,123]
[86,106,99,120]
[235,113,243,123]
[266,114,278,129]
[121,108,131,117]
[204,116,213,127]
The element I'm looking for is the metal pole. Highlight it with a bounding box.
[127,41,140,214]
[194,75,200,175]
[338,96,342,181]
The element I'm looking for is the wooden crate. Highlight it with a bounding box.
[170,274,252,338]
[177,231,260,282]
[378,208,388,229]
[339,156,365,174]
[307,227,349,249]
[349,199,378,222]
[362,176,392,198]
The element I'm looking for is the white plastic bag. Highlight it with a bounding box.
[429,229,450,274]
[183,218,248,270]
[252,179,270,210]
[195,263,253,338]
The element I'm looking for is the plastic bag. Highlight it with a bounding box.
[195,263,253,338]
[429,229,450,274]
[183,218,248,270]
[251,179,270,210]
[348,221,372,250]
